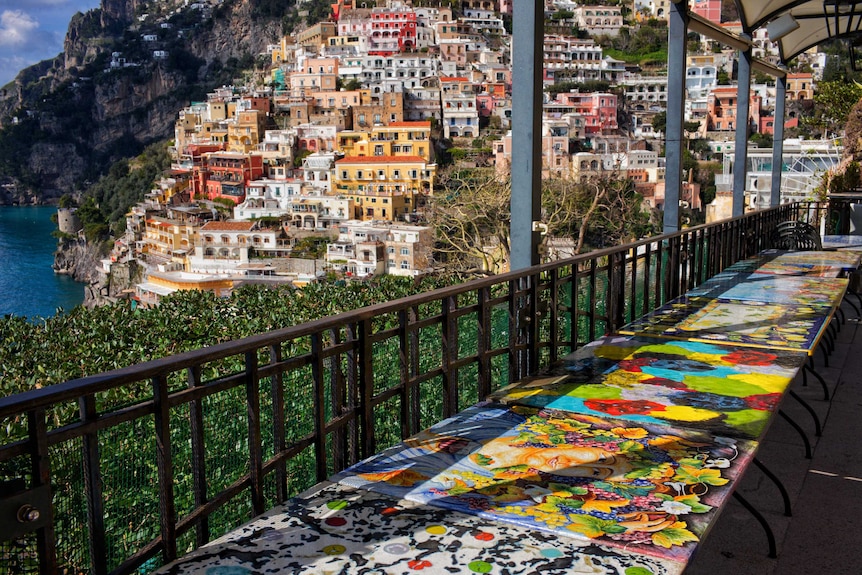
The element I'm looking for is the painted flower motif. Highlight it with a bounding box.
[610,426,649,439]
[721,350,778,366]
[617,357,656,372]
[408,559,433,570]
[705,457,730,468]
[584,399,666,416]
[659,500,693,515]
[744,393,782,411]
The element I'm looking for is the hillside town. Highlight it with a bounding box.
[64,0,840,305]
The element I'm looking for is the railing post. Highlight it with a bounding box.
[607,251,626,332]
[310,334,328,482]
[28,409,57,575]
[186,365,210,546]
[441,295,459,418]
[79,395,107,575]
[477,286,492,398]
[356,320,376,459]
[267,345,288,501]
[244,352,265,515]
[153,374,177,563]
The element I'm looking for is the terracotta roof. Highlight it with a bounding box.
[440,76,469,82]
[200,221,256,231]
[336,155,428,164]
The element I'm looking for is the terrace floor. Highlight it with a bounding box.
[686,297,862,574]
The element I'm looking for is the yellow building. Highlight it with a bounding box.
[227,110,267,153]
[141,216,199,268]
[334,155,436,221]
[336,121,433,161]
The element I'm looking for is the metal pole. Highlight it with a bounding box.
[510,0,543,270]
[771,74,787,207]
[733,39,752,216]
[664,0,688,234]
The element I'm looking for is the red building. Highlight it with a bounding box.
[195,152,265,205]
[369,7,417,55]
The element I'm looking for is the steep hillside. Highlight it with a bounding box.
[0,0,285,205]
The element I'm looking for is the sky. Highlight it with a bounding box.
[0,0,101,87]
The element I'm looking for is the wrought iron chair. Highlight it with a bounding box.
[770,221,823,251]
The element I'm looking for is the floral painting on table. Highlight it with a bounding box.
[334,404,756,563]
[619,298,829,353]
[155,481,686,575]
[687,275,847,307]
[768,250,862,269]
[491,335,803,439]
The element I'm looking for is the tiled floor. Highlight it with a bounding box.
[686,298,862,574]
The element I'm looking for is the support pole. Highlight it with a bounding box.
[771,73,787,207]
[510,0,543,270]
[733,39,752,216]
[664,0,688,234]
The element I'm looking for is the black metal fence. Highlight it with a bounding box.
[0,203,800,575]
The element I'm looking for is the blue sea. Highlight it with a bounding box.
[0,206,85,319]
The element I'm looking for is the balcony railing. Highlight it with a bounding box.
[0,204,803,574]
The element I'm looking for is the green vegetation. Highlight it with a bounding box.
[0,277,461,409]
[599,21,668,66]
[85,141,172,226]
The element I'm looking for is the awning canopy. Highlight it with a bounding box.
[737,0,862,62]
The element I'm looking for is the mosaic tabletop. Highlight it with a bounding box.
[155,481,684,575]
[489,335,805,439]
[618,296,834,354]
[821,235,862,250]
[748,250,862,277]
[334,403,757,564]
[685,273,848,307]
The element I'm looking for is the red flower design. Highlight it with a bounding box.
[722,350,778,366]
[618,357,656,372]
[409,560,433,570]
[584,399,666,416]
[474,531,494,541]
[744,393,782,411]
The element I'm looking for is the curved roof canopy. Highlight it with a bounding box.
[737,0,862,61]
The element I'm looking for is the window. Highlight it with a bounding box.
[388,246,395,253]
[401,261,409,269]
[400,247,409,255]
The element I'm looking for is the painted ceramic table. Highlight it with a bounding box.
[748,250,861,277]
[618,296,835,355]
[685,273,848,308]
[488,334,805,440]
[821,235,862,250]
[154,481,684,575]
[333,403,757,565]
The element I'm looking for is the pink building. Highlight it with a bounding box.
[555,92,618,134]
[690,0,722,23]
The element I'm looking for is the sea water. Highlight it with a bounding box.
[0,206,85,318]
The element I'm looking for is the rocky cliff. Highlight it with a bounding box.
[53,237,145,307]
[0,0,284,204]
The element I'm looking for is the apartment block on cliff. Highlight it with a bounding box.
[333,155,435,221]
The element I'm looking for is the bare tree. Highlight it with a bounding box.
[428,167,655,273]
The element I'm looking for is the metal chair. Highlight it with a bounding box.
[770,221,822,251]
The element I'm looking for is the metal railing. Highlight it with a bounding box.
[0,203,800,575]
